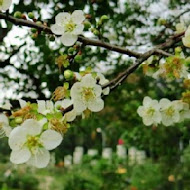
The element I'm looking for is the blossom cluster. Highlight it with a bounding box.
[0,73,109,168]
[137,96,190,126]
[143,54,189,80]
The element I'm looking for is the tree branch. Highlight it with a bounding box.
[0,12,142,58]
[0,13,186,115]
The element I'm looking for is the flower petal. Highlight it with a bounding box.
[159,98,171,109]
[28,148,50,168]
[142,118,153,126]
[19,99,27,108]
[81,74,96,87]
[61,99,73,109]
[71,10,85,24]
[21,119,42,135]
[10,148,31,164]
[103,87,110,95]
[143,96,152,107]
[72,24,84,35]
[71,82,83,99]
[88,98,104,112]
[1,0,12,11]
[55,12,71,25]
[94,84,102,97]
[0,114,9,125]
[46,101,54,112]
[137,106,144,117]
[2,100,12,110]
[37,100,46,114]
[3,125,12,137]
[73,99,86,113]
[65,110,77,122]
[51,24,64,35]
[9,127,27,150]
[40,129,63,150]
[61,33,78,46]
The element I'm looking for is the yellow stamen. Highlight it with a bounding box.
[83,88,95,101]
[165,106,175,117]
[27,136,41,148]
[53,86,66,101]
[65,21,76,32]
[50,118,68,134]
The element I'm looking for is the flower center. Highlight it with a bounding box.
[50,118,68,134]
[26,136,42,149]
[65,21,76,32]
[82,88,95,101]
[146,107,155,116]
[165,106,175,117]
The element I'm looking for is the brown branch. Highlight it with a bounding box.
[0,13,186,115]
[153,8,190,43]
[102,33,184,90]
[0,12,142,58]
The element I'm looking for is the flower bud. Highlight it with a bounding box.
[28,12,35,19]
[93,29,100,36]
[157,18,167,26]
[74,55,83,63]
[36,21,42,25]
[64,70,74,80]
[101,15,109,21]
[68,47,75,55]
[175,47,182,54]
[97,20,102,27]
[14,11,22,19]
[84,21,91,30]
[15,117,23,124]
[31,33,38,40]
[31,28,37,33]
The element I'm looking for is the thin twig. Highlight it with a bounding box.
[0,12,142,58]
[0,12,185,115]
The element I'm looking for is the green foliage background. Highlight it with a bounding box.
[1,0,190,189]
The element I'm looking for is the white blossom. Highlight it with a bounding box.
[1,100,12,110]
[0,0,12,11]
[0,114,12,137]
[176,22,186,34]
[19,99,27,108]
[9,119,63,168]
[179,102,190,122]
[159,99,183,126]
[55,99,77,122]
[96,73,110,95]
[137,96,161,126]
[51,10,85,46]
[71,74,104,113]
[37,100,54,115]
[182,26,190,48]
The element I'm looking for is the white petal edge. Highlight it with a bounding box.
[61,33,78,46]
[71,10,85,24]
[10,148,31,164]
[1,0,12,11]
[28,148,50,168]
[40,129,63,150]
